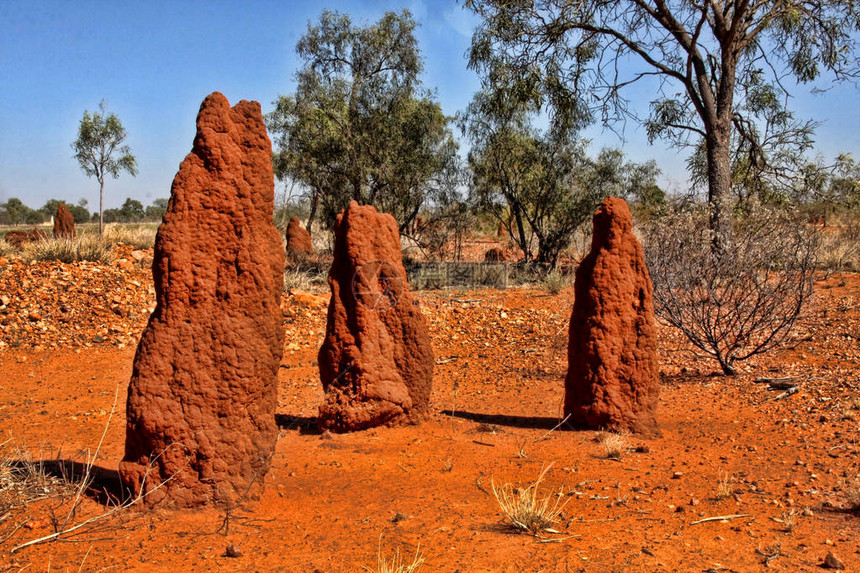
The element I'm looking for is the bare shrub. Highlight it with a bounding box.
[491,463,568,535]
[542,269,568,294]
[644,206,817,375]
[410,202,475,262]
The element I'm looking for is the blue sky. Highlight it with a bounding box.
[1,0,858,210]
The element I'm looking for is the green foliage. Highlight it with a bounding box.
[542,269,567,294]
[268,10,459,232]
[144,198,169,221]
[39,199,91,224]
[467,0,860,243]
[799,153,860,211]
[119,198,144,221]
[0,198,44,226]
[72,101,138,236]
[102,197,166,224]
[461,82,658,267]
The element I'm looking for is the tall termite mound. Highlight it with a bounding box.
[564,197,660,436]
[119,92,285,506]
[318,201,434,432]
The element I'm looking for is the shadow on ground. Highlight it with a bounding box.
[442,409,569,431]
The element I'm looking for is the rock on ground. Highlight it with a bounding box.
[318,201,433,431]
[564,197,660,436]
[53,203,76,239]
[119,92,285,506]
[286,216,312,257]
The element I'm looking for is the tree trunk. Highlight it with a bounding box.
[306,188,319,234]
[718,356,737,376]
[512,204,529,262]
[98,177,105,238]
[705,122,734,254]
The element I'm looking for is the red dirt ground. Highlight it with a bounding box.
[1,253,858,572]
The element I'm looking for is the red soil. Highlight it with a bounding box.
[1,259,858,571]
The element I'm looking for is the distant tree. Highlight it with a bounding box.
[1,198,26,225]
[268,10,458,232]
[72,101,138,237]
[24,210,44,225]
[68,203,91,224]
[39,198,92,224]
[802,153,860,209]
[0,197,43,226]
[118,198,145,222]
[102,208,121,224]
[144,198,169,221]
[39,199,62,219]
[467,0,860,251]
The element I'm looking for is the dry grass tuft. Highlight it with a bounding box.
[283,268,314,292]
[102,223,158,249]
[714,469,735,500]
[2,386,182,555]
[22,236,113,264]
[0,439,77,515]
[283,266,328,292]
[780,508,798,532]
[0,238,15,257]
[598,431,629,460]
[491,463,569,535]
[366,541,424,573]
[542,269,568,294]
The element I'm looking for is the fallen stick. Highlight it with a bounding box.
[772,386,800,400]
[691,514,751,525]
[754,377,796,384]
[766,381,799,391]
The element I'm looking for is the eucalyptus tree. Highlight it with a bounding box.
[72,101,137,237]
[268,10,457,232]
[462,80,658,266]
[467,0,860,249]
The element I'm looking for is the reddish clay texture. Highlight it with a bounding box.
[318,201,433,431]
[286,216,312,257]
[4,228,48,247]
[484,247,505,262]
[119,92,285,506]
[53,203,76,239]
[564,197,660,435]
